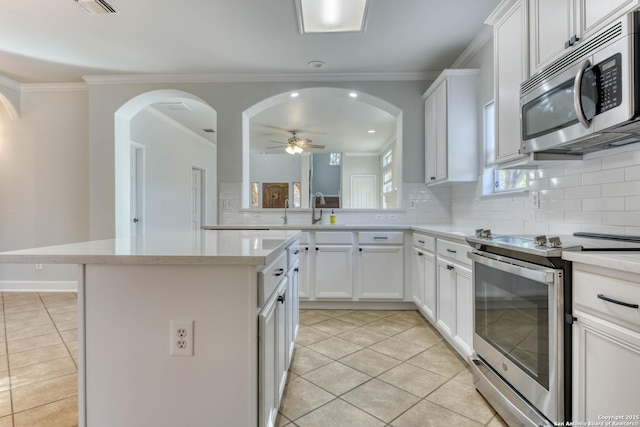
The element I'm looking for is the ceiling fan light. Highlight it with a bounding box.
[294,145,304,154]
[286,145,296,154]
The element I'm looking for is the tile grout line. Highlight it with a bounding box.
[38,292,78,370]
[2,293,16,427]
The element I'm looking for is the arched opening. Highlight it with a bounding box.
[242,87,403,210]
[0,92,19,120]
[114,90,217,237]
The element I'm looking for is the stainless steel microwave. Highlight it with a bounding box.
[520,11,640,155]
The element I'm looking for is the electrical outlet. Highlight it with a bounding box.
[35,264,43,270]
[532,191,540,209]
[170,320,194,356]
[223,199,232,210]
[409,200,416,209]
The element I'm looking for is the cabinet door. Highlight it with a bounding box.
[298,246,310,299]
[425,93,438,184]
[436,258,455,339]
[286,261,300,366]
[578,0,640,38]
[412,248,426,307]
[573,310,640,421]
[276,280,287,404]
[434,81,448,181]
[313,245,353,299]
[529,0,574,73]
[258,293,278,427]
[494,0,528,163]
[358,245,404,300]
[423,251,437,324]
[453,263,473,357]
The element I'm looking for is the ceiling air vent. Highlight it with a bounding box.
[76,0,119,15]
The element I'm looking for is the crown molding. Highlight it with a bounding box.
[20,83,88,92]
[82,71,437,85]
[450,25,493,69]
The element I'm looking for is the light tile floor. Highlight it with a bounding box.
[0,292,78,427]
[278,309,508,427]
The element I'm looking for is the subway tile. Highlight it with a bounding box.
[626,196,640,210]
[603,181,640,197]
[563,185,601,200]
[582,197,625,212]
[539,189,565,201]
[564,211,602,224]
[549,174,582,188]
[601,149,640,169]
[603,212,640,227]
[625,164,640,181]
[582,168,625,186]
[563,157,601,175]
[524,221,549,236]
[549,222,582,235]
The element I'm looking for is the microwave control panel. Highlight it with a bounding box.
[595,53,622,113]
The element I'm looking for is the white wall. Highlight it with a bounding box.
[0,87,89,282]
[87,80,431,238]
[130,108,217,232]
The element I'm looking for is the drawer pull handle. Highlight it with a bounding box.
[418,252,424,257]
[447,265,454,270]
[446,249,457,254]
[277,293,286,304]
[418,240,425,244]
[597,294,639,309]
[273,268,284,277]
[373,236,388,240]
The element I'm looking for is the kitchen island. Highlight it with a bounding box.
[0,229,301,427]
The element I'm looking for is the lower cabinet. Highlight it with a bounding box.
[298,245,310,299]
[358,245,404,299]
[435,244,473,359]
[258,279,286,427]
[413,248,436,323]
[313,245,354,298]
[572,263,640,421]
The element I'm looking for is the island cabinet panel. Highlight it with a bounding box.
[82,263,259,427]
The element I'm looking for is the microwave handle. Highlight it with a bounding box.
[573,58,592,129]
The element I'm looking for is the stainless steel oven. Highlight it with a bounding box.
[466,233,574,427]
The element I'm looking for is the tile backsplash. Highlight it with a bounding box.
[218,144,640,235]
[451,143,640,236]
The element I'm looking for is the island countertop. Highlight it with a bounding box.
[0,229,301,266]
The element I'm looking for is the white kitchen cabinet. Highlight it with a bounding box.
[358,245,404,300]
[487,0,529,164]
[423,69,479,185]
[313,245,354,299]
[298,245,310,299]
[529,0,574,73]
[528,0,640,74]
[435,239,473,359]
[275,281,287,404]
[412,233,437,324]
[259,278,286,427]
[285,243,300,367]
[572,263,640,421]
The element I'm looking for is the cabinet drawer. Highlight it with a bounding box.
[359,231,403,245]
[437,239,471,266]
[413,233,435,251]
[574,268,640,329]
[315,232,353,245]
[287,242,300,270]
[258,251,287,307]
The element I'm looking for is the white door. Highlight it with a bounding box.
[191,168,205,231]
[350,175,377,208]
[130,144,144,238]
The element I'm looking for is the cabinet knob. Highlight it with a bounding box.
[447,265,454,270]
[430,176,436,181]
[359,248,363,252]
[418,252,424,257]
[294,250,299,254]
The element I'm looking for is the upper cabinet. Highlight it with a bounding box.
[423,69,479,185]
[529,0,640,74]
[487,0,529,164]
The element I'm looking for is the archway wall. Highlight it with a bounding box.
[87,79,429,239]
[0,77,21,120]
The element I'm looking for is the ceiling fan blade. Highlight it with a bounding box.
[296,139,312,144]
[265,146,285,149]
[267,141,287,144]
[302,144,325,149]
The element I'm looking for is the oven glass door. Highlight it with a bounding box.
[474,260,551,390]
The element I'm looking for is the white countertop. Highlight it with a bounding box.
[0,229,301,266]
[562,251,640,275]
[204,224,475,243]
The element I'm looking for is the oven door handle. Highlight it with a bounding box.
[468,251,557,284]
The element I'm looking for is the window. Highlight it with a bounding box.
[484,101,527,194]
[382,150,392,167]
[383,170,393,193]
[329,152,341,166]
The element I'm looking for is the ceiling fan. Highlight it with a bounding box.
[266,131,325,154]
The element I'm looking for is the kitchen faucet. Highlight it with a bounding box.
[311,192,326,224]
[281,199,289,225]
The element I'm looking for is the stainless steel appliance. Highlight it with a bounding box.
[466,231,640,426]
[520,11,640,155]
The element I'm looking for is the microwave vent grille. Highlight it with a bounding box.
[521,22,623,95]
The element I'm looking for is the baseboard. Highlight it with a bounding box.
[299,300,416,310]
[0,281,78,292]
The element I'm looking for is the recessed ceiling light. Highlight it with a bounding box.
[290,92,300,98]
[308,60,325,69]
[368,130,375,133]
[349,92,358,98]
[295,0,369,34]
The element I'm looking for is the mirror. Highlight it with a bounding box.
[243,87,402,209]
